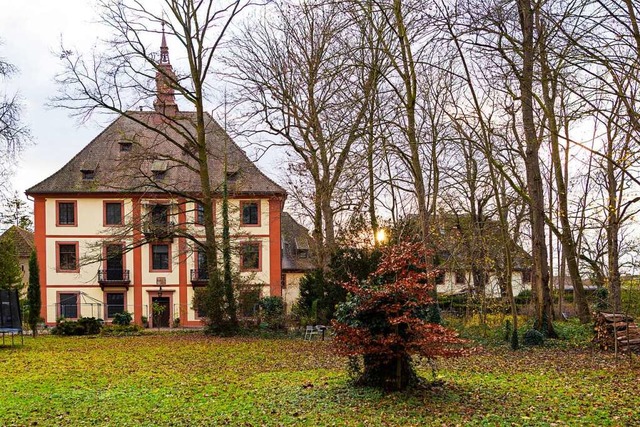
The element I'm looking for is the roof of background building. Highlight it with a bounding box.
[281,212,315,272]
[0,226,34,258]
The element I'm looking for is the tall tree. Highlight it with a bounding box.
[52,0,254,330]
[0,234,21,289]
[1,50,30,198]
[27,250,41,337]
[515,0,556,336]
[0,191,33,231]
[227,1,380,265]
[535,8,590,323]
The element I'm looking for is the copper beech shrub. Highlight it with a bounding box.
[332,242,470,390]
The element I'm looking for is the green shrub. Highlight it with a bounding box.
[515,290,532,305]
[296,248,382,325]
[553,318,593,347]
[259,296,285,331]
[511,329,519,350]
[594,287,609,311]
[52,317,103,336]
[523,328,544,346]
[504,320,512,342]
[112,311,133,326]
[100,324,143,336]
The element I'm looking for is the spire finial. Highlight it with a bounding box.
[160,21,169,64]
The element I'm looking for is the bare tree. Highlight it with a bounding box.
[0,49,30,198]
[51,0,256,330]
[226,1,380,264]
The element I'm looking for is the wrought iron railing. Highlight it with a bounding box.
[142,221,175,240]
[98,269,131,283]
[190,269,209,286]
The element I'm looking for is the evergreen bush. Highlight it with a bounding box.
[52,317,103,336]
[523,328,544,346]
[112,311,132,326]
[259,296,285,331]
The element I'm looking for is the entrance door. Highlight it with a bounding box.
[106,245,124,280]
[151,297,170,327]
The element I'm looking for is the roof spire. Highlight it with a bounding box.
[160,20,170,64]
[154,20,178,116]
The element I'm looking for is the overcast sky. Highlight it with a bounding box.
[1,1,104,201]
[0,1,281,206]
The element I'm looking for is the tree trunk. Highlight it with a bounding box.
[606,140,622,312]
[516,0,557,337]
[538,20,590,323]
[393,0,431,257]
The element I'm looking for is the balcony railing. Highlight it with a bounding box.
[190,269,209,287]
[142,221,175,241]
[98,269,131,290]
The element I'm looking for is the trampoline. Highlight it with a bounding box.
[0,289,23,346]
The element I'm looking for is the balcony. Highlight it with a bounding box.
[190,269,209,288]
[98,269,131,290]
[142,221,175,241]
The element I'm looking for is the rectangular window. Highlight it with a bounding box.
[151,204,169,226]
[119,142,132,152]
[57,201,76,226]
[455,270,465,284]
[105,244,124,280]
[240,242,261,271]
[151,244,170,271]
[522,269,532,283]
[58,243,78,272]
[59,293,78,319]
[196,203,204,225]
[241,201,259,226]
[105,202,123,226]
[196,249,207,274]
[106,293,125,319]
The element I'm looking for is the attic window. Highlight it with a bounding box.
[226,170,239,182]
[81,161,98,180]
[295,237,310,250]
[82,170,95,180]
[295,237,310,258]
[151,160,168,181]
[119,142,132,152]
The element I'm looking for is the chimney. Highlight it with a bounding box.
[153,22,179,116]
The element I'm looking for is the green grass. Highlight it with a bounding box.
[1,333,639,426]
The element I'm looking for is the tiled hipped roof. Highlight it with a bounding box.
[26,111,285,197]
[281,212,316,272]
[0,226,35,258]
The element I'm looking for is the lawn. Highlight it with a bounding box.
[1,333,639,426]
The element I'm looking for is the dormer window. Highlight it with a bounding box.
[226,170,239,182]
[295,237,310,258]
[151,160,168,181]
[81,162,97,180]
[119,142,132,152]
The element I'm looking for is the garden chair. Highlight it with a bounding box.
[304,325,318,340]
